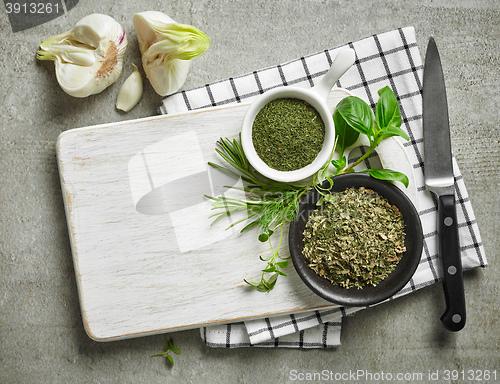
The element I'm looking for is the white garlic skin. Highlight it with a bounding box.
[37,14,128,98]
[116,65,143,112]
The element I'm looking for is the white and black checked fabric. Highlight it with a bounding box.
[159,27,487,348]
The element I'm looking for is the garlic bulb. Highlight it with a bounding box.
[133,11,210,96]
[37,14,127,98]
[116,65,143,112]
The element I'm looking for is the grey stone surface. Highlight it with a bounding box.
[0,0,498,383]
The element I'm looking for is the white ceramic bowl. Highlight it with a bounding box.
[241,87,335,182]
[240,47,356,183]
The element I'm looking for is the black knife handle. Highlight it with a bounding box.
[438,194,466,331]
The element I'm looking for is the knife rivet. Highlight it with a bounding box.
[444,217,453,226]
[452,314,461,323]
[448,266,457,275]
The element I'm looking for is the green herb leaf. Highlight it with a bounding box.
[375,86,402,133]
[376,126,410,141]
[258,233,269,242]
[362,168,409,188]
[257,282,271,292]
[153,338,180,367]
[166,355,174,366]
[335,96,374,137]
[267,274,279,285]
[244,279,261,287]
[333,109,359,152]
[276,260,289,269]
[171,347,182,355]
[331,156,347,173]
[207,87,409,293]
[240,220,259,233]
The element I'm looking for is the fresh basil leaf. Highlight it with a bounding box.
[362,168,409,188]
[375,86,402,133]
[377,126,410,141]
[333,109,359,152]
[335,96,374,136]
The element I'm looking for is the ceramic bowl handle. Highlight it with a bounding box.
[313,47,356,100]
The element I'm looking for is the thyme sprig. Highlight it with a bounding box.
[206,135,331,292]
[152,338,181,367]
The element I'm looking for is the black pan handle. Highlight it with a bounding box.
[438,194,466,331]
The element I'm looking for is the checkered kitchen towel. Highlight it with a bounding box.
[159,26,487,348]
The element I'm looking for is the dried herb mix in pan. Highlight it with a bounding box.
[251,98,325,171]
[302,187,406,289]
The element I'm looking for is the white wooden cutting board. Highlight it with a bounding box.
[57,89,415,341]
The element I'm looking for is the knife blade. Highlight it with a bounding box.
[423,36,466,332]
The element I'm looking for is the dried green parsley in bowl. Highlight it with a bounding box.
[289,173,423,306]
[251,98,325,171]
[302,187,406,289]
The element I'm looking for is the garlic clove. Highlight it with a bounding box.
[133,11,210,96]
[37,14,127,98]
[64,50,95,66]
[116,65,143,112]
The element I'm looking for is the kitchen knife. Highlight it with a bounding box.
[423,36,466,332]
